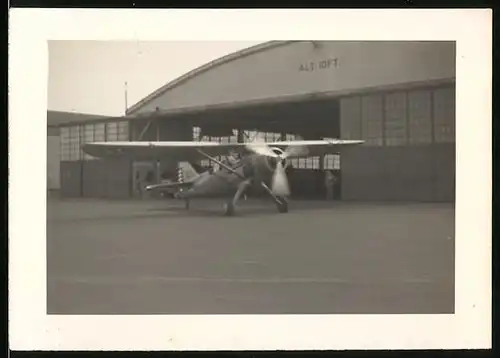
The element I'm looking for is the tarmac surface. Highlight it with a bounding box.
[47,198,455,314]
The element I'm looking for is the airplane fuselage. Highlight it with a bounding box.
[175,152,279,199]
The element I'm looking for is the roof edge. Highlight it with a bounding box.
[47,110,117,128]
[126,41,298,115]
[47,109,109,117]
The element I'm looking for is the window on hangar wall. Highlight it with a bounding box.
[94,123,105,142]
[295,156,322,170]
[60,127,71,161]
[408,89,433,145]
[384,91,408,146]
[432,86,455,144]
[106,122,118,141]
[323,154,340,170]
[59,120,128,161]
[82,124,96,160]
[340,96,362,140]
[105,121,129,142]
[341,94,386,146]
[361,94,384,146]
[117,121,129,141]
[319,137,340,170]
[69,125,81,161]
[199,130,237,143]
[192,126,201,141]
[79,123,104,160]
[378,85,455,146]
[347,86,454,147]
[198,131,238,166]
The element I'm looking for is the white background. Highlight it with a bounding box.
[9,9,492,351]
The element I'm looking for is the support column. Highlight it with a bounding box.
[155,119,161,184]
[137,119,153,141]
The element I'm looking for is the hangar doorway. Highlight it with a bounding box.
[131,95,345,201]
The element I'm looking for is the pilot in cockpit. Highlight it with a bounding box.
[227,150,241,166]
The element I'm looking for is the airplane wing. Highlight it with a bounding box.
[82,139,364,161]
[263,139,365,157]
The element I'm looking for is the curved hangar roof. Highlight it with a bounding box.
[127,40,456,116]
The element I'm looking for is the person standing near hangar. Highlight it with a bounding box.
[325,170,337,201]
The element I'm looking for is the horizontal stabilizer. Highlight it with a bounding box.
[145,181,193,191]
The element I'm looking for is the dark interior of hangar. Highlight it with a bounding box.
[130,97,341,141]
[186,98,341,140]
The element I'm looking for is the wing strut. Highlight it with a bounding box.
[137,119,154,141]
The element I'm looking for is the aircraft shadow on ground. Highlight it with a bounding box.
[145,199,339,217]
[48,200,341,223]
[48,200,448,223]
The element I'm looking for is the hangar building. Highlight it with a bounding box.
[52,40,456,202]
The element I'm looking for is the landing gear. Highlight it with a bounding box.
[259,181,290,214]
[275,196,289,213]
[223,201,235,216]
[184,199,190,210]
[222,179,252,217]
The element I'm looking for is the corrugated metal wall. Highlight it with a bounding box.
[82,160,106,198]
[81,159,131,199]
[340,84,455,202]
[47,135,60,190]
[105,158,132,199]
[60,161,82,197]
[340,145,454,202]
[433,144,455,201]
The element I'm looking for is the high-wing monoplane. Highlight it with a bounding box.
[82,136,364,216]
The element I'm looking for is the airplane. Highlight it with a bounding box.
[82,135,364,216]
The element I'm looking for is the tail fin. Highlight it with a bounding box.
[177,161,200,183]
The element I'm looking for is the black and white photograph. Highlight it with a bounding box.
[9,9,491,351]
[47,39,457,315]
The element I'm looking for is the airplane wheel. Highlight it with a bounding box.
[223,202,235,216]
[276,197,288,213]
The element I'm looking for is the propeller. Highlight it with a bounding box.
[245,134,308,197]
[271,159,290,197]
[245,132,279,158]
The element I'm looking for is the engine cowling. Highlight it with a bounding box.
[264,147,288,172]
